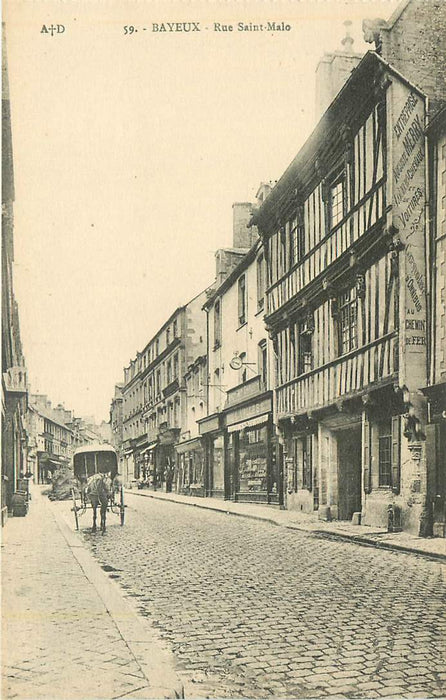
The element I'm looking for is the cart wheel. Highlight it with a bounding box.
[120,485,125,526]
[72,488,79,531]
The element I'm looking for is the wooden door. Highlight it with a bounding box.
[337,427,362,521]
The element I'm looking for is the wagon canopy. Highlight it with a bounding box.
[73,443,118,479]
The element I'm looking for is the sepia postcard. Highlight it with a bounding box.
[2,0,445,699]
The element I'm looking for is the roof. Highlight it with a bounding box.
[73,442,116,457]
[381,0,411,31]
[251,51,425,234]
[29,403,74,433]
[203,237,263,310]
[426,104,446,137]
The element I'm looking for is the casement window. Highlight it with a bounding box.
[173,319,178,338]
[364,415,401,494]
[338,287,358,355]
[166,360,172,385]
[302,435,312,491]
[214,299,221,348]
[378,419,392,487]
[257,254,265,311]
[289,216,305,266]
[155,338,160,357]
[329,172,346,229]
[292,435,313,491]
[166,327,170,346]
[298,322,313,375]
[174,398,180,427]
[258,340,267,388]
[238,275,247,326]
[173,353,179,380]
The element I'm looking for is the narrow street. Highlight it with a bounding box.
[80,493,446,699]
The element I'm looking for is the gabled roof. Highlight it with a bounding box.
[251,51,425,235]
[203,237,263,310]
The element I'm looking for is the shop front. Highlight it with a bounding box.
[157,424,180,492]
[175,437,205,496]
[197,413,225,498]
[224,391,281,505]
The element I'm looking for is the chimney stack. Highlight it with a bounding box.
[232,202,257,249]
[315,21,362,119]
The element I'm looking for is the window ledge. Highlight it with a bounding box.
[236,322,248,332]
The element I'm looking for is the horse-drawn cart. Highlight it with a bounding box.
[71,443,125,533]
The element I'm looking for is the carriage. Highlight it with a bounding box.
[71,443,125,532]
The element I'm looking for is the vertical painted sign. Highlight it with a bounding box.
[391,81,427,390]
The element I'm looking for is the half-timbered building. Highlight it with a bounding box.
[251,51,429,534]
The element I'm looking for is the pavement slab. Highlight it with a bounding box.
[1,488,183,700]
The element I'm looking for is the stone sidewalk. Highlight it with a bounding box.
[129,489,446,561]
[1,486,183,700]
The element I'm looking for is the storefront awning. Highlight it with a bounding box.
[227,413,270,434]
[140,441,158,455]
[175,437,202,454]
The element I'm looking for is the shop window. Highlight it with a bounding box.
[214,299,221,348]
[338,287,358,355]
[257,254,265,311]
[378,419,392,487]
[238,275,247,326]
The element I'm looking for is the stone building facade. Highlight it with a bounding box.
[422,106,446,537]
[2,25,28,524]
[120,292,207,490]
[199,192,279,504]
[27,397,74,484]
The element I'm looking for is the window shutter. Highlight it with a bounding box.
[363,416,372,494]
[391,415,401,494]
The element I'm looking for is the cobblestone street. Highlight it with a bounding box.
[82,493,446,699]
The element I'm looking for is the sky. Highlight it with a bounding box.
[4,0,400,422]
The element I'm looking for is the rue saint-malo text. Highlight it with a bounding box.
[123,22,292,34]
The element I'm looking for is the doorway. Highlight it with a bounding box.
[337,426,362,521]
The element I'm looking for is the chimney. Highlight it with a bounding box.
[255,181,274,206]
[315,21,363,119]
[232,202,257,249]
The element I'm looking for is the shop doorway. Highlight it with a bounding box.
[337,426,362,521]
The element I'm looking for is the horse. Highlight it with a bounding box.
[84,473,113,534]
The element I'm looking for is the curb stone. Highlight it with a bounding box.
[129,489,446,563]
